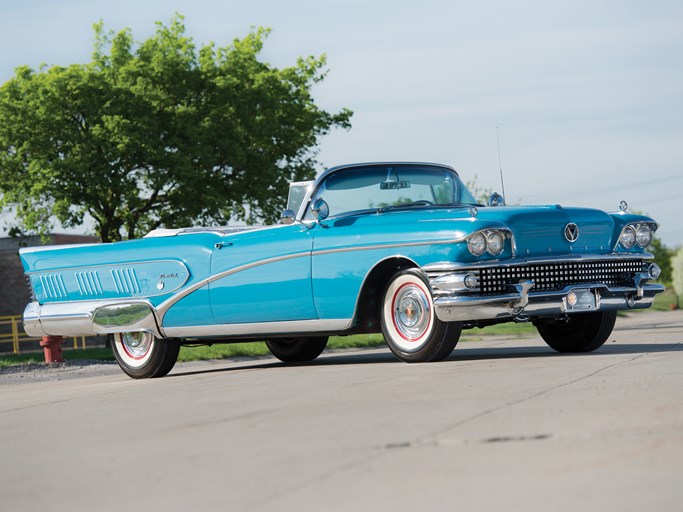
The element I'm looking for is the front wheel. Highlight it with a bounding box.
[535,310,617,353]
[112,332,180,379]
[381,269,462,363]
[266,336,329,363]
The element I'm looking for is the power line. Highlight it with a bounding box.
[635,193,681,205]
[658,225,683,234]
[522,174,683,200]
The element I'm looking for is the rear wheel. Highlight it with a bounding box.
[112,332,180,379]
[381,269,461,362]
[535,311,617,353]
[266,336,329,363]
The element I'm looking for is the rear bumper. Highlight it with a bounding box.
[433,283,665,323]
[23,300,162,338]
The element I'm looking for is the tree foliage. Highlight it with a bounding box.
[0,15,352,242]
[671,246,683,307]
[649,236,673,286]
[465,175,493,205]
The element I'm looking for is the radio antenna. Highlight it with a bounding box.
[496,126,507,203]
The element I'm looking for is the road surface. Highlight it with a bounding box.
[1,311,682,511]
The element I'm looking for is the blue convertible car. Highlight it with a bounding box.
[19,162,664,378]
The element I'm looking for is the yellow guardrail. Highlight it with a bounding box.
[0,315,98,354]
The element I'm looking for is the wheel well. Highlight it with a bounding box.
[354,257,418,333]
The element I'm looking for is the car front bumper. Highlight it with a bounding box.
[432,281,665,323]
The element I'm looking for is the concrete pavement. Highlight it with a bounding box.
[1,310,682,511]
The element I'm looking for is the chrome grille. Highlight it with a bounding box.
[479,259,644,293]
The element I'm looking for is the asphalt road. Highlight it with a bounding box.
[1,311,682,512]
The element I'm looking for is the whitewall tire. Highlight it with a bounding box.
[381,269,461,362]
[112,332,180,379]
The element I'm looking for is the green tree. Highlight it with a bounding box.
[672,246,683,309]
[0,15,352,242]
[465,175,493,205]
[649,236,673,285]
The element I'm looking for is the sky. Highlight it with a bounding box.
[1,0,682,247]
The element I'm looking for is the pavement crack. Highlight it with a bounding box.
[384,441,412,449]
[164,409,274,433]
[417,347,676,446]
[248,452,385,512]
[481,433,552,444]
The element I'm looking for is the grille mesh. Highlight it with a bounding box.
[479,259,644,293]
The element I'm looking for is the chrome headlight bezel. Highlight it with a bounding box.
[619,225,636,249]
[466,229,509,257]
[635,224,653,248]
[467,232,487,256]
[618,222,656,250]
[486,231,505,256]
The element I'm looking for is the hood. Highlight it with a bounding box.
[357,204,619,258]
[474,205,615,257]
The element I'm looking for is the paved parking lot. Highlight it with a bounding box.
[1,311,682,511]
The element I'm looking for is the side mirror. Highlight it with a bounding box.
[311,198,329,221]
[488,192,506,207]
[280,209,297,225]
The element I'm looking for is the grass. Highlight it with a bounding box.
[652,288,679,311]
[615,288,679,315]
[461,321,537,340]
[179,334,387,362]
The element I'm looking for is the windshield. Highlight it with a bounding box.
[305,165,477,220]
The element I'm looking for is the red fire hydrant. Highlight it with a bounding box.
[40,336,64,363]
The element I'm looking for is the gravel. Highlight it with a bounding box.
[0,360,120,385]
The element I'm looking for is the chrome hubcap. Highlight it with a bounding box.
[121,332,153,358]
[394,286,430,340]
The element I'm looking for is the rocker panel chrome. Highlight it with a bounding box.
[162,319,353,339]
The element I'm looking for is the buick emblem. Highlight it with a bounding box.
[564,223,580,243]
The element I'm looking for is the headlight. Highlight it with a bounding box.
[486,231,504,256]
[467,232,487,256]
[636,224,653,248]
[467,230,508,257]
[620,225,636,249]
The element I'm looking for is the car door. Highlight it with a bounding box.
[208,224,317,324]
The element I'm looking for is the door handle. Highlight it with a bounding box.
[214,241,234,249]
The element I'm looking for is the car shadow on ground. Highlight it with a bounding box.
[168,340,682,378]
[450,341,682,362]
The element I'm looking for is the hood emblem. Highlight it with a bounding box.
[564,223,580,243]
